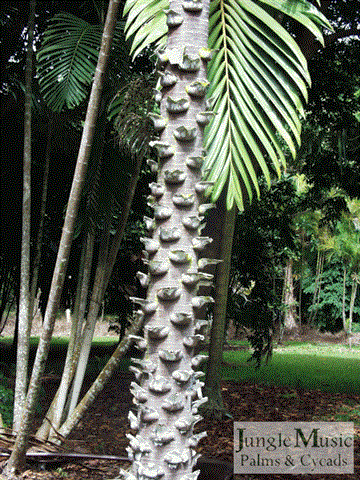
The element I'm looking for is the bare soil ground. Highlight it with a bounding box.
[0,312,119,339]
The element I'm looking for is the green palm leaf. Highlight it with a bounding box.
[123,0,168,59]
[259,0,330,42]
[37,12,104,111]
[204,0,330,210]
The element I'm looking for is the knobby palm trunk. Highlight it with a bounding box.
[13,0,36,434]
[4,1,121,475]
[122,2,213,479]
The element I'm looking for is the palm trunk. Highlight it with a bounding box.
[29,113,53,322]
[203,203,236,417]
[55,311,144,441]
[309,250,324,326]
[13,0,36,434]
[342,267,347,331]
[38,151,145,442]
[4,1,121,475]
[66,214,112,422]
[36,231,95,441]
[348,275,358,335]
[283,257,299,335]
[298,229,305,327]
[123,2,211,479]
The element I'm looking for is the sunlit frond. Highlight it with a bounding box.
[123,0,168,59]
[204,0,329,210]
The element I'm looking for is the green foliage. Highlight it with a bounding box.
[204,0,326,210]
[325,215,360,274]
[37,12,129,111]
[303,259,360,331]
[298,40,360,199]
[229,176,299,324]
[353,322,360,333]
[37,12,103,111]
[123,0,168,58]
[0,372,14,427]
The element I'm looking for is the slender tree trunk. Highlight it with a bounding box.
[4,2,121,475]
[66,214,112,423]
[348,275,358,335]
[298,229,305,327]
[283,257,299,335]
[29,113,53,321]
[13,0,36,434]
[123,2,211,478]
[38,149,145,441]
[38,152,144,441]
[309,250,324,326]
[203,204,236,418]
[55,311,144,441]
[36,231,95,441]
[342,267,347,332]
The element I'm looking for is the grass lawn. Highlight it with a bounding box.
[1,336,359,394]
[222,342,360,395]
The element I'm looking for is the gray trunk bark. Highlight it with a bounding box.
[123,2,212,479]
[37,231,95,441]
[309,251,324,326]
[342,267,347,331]
[56,311,144,441]
[67,215,111,420]
[283,257,299,335]
[13,0,36,435]
[348,275,358,334]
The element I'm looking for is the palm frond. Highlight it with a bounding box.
[258,0,331,42]
[123,0,168,59]
[108,74,155,158]
[37,12,103,111]
[204,0,329,210]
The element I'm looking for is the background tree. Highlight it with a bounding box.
[317,211,360,333]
